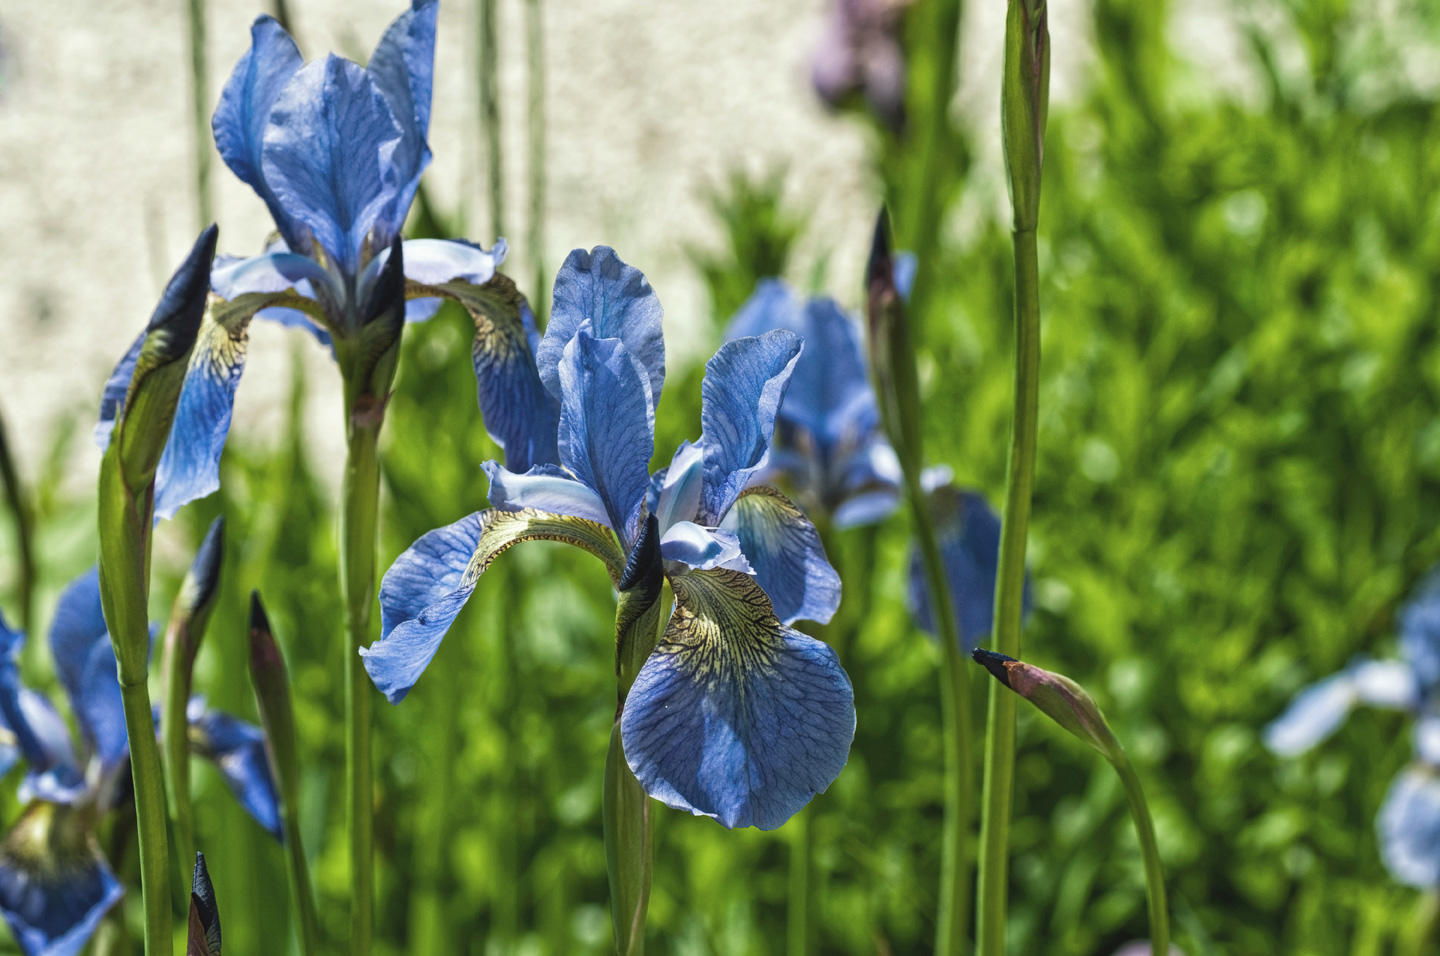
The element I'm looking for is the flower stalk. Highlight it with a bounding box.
[336,238,406,956]
[976,1,1048,952]
[160,516,225,910]
[866,214,973,955]
[249,592,320,956]
[606,516,663,956]
[97,225,218,956]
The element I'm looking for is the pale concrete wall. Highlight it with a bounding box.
[0,0,1115,494]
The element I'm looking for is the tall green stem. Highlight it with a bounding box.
[603,721,653,956]
[341,400,381,956]
[159,623,195,910]
[975,225,1041,955]
[906,475,973,956]
[479,0,504,239]
[186,0,211,227]
[121,677,172,956]
[524,0,547,325]
[0,407,35,633]
[1111,753,1168,956]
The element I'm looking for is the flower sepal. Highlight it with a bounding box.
[973,649,1122,762]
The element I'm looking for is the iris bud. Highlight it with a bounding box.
[115,225,218,493]
[187,852,221,956]
[973,648,1122,762]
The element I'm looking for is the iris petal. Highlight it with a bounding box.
[1401,570,1440,693]
[728,284,873,458]
[47,571,125,775]
[698,330,802,525]
[261,55,403,277]
[538,247,666,407]
[481,462,610,526]
[0,802,124,956]
[152,292,294,521]
[408,274,558,471]
[189,706,282,839]
[1378,766,1440,887]
[907,486,1009,652]
[653,441,705,535]
[366,509,624,703]
[365,0,438,243]
[93,332,144,451]
[720,486,840,625]
[621,568,855,830]
[557,333,654,546]
[212,15,305,246]
[658,522,743,571]
[1264,671,1359,757]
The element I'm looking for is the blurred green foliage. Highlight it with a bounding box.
[3,0,1440,954]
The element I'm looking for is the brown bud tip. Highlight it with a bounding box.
[865,208,895,294]
[972,648,1018,688]
[248,591,284,674]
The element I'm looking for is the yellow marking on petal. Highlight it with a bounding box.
[466,508,625,588]
[663,569,785,687]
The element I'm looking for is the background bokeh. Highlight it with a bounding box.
[4,0,1440,953]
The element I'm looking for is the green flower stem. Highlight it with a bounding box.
[786,806,812,956]
[905,473,974,956]
[524,0,547,324]
[603,720,653,956]
[1110,752,1168,956]
[186,0,210,226]
[479,0,504,238]
[340,407,382,956]
[0,406,35,633]
[975,222,1041,956]
[1401,890,1440,956]
[120,675,172,956]
[159,622,195,910]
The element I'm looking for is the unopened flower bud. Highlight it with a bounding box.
[973,648,1121,762]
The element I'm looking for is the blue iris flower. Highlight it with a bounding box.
[364,247,856,829]
[1267,569,1440,887]
[96,0,516,521]
[0,571,279,956]
[722,275,1013,652]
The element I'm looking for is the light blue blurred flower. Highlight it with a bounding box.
[1379,766,1440,887]
[0,572,279,956]
[365,247,856,830]
[1264,571,1440,759]
[95,0,523,521]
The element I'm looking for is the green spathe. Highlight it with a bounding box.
[973,649,1121,761]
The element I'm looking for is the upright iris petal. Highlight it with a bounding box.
[698,330,802,525]
[557,333,655,546]
[261,55,404,280]
[211,16,305,246]
[621,569,855,829]
[538,247,666,407]
[0,802,124,956]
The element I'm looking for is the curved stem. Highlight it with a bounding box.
[121,678,172,956]
[341,419,381,956]
[1110,754,1168,956]
[906,478,973,956]
[975,225,1041,955]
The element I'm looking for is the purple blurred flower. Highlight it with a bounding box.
[811,0,908,133]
